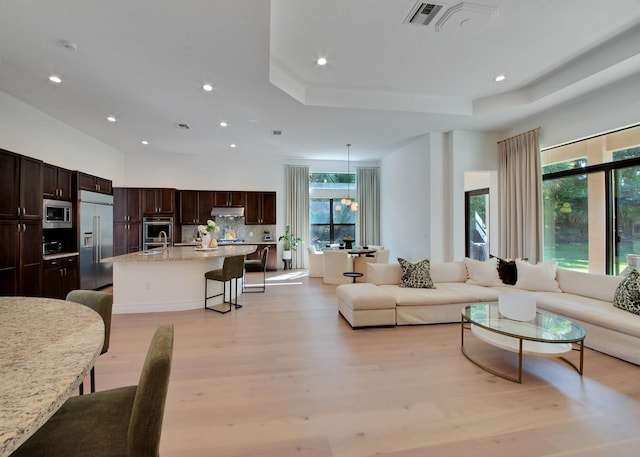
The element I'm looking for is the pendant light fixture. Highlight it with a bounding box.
[335,143,358,212]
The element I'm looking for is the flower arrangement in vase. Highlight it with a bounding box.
[198,220,220,248]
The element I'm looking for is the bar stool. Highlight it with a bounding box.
[204,255,245,313]
[243,246,269,293]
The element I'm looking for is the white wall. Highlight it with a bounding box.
[0,91,125,181]
[381,135,431,262]
[450,130,500,260]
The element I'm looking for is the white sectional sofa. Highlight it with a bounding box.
[336,261,640,366]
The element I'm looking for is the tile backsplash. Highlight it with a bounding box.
[180,217,275,243]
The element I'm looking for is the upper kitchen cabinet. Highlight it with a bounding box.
[78,172,112,194]
[214,191,244,207]
[245,191,276,225]
[43,163,73,200]
[0,149,43,220]
[114,187,142,223]
[179,190,214,225]
[142,188,175,216]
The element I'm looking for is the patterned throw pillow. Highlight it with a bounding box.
[398,258,435,289]
[613,269,640,315]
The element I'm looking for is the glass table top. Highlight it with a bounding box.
[463,303,586,343]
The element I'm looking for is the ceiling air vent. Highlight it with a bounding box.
[405,2,443,26]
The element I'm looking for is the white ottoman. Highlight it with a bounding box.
[336,283,397,328]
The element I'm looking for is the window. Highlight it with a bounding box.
[309,173,356,249]
[542,125,640,273]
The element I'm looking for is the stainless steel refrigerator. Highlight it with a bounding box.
[79,190,114,289]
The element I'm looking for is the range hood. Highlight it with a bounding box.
[211,207,245,217]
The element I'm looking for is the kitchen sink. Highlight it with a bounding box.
[139,250,163,255]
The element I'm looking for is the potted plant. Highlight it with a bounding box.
[343,236,355,250]
[278,225,303,267]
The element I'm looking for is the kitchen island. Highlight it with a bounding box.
[103,245,257,313]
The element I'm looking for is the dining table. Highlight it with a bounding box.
[0,296,105,457]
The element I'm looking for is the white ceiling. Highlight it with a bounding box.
[1,0,640,161]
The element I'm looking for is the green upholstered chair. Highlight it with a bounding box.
[243,246,269,293]
[204,254,245,313]
[13,323,174,457]
[66,289,113,394]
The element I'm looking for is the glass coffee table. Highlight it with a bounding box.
[461,303,586,383]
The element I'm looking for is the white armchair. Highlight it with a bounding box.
[322,250,353,285]
[307,246,324,278]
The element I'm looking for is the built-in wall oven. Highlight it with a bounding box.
[143,217,173,250]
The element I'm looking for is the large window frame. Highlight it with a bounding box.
[309,172,357,249]
[543,152,640,274]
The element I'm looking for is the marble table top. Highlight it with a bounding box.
[103,244,258,263]
[0,297,105,457]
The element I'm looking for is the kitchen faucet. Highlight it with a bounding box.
[159,230,168,249]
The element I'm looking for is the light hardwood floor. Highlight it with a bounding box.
[95,271,640,457]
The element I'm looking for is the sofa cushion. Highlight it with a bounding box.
[464,257,503,286]
[492,256,525,285]
[430,261,467,283]
[398,258,435,289]
[367,263,401,285]
[613,270,640,316]
[556,268,622,302]
[380,282,500,307]
[515,259,561,292]
[535,291,640,338]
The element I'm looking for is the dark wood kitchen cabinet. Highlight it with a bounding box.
[179,190,214,225]
[78,172,112,194]
[0,149,43,220]
[142,188,175,216]
[245,191,276,225]
[214,191,244,207]
[42,255,79,299]
[43,163,73,200]
[0,220,42,296]
[114,188,142,255]
[113,221,141,256]
[114,188,142,223]
[0,150,43,296]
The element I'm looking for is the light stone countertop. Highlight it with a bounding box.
[43,251,79,261]
[0,297,104,457]
[102,244,258,263]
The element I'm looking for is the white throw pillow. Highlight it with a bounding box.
[514,259,562,292]
[464,257,503,286]
[367,263,401,285]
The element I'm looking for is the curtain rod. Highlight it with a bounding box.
[497,126,541,144]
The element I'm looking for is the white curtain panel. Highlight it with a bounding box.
[498,128,543,263]
[356,167,381,247]
[284,165,310,269]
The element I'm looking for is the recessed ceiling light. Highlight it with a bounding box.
[316,57,327,66]
[106,116,117,122]
[202,83,214,92]
[49,75,62,84]
[141,140,149,145]
[230,144,237,148]
[220,121,228,127]
[494,74,506,82]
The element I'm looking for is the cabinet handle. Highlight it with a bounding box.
[64,268,67,276]
[22,224,26,232]
[17,207,21,216]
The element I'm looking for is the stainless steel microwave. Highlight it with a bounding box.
[43,199,73,229]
